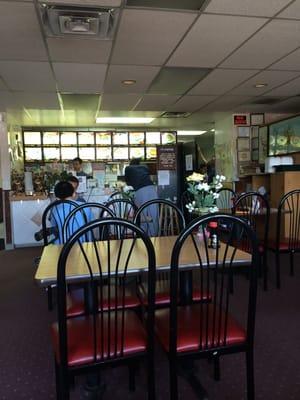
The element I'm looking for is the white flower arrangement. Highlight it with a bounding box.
[185,173,226,214]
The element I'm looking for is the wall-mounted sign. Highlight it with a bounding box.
[233,114,248,126]
[157,145,177,170]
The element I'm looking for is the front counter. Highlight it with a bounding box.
[10,192,110,247]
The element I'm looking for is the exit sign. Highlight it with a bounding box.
[233,115,248,125]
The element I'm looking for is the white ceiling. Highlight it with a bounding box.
[0,0,300,129]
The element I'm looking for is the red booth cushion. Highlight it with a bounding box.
[155,304,246,353]
[51,311,146,367]
[267,240,291,251]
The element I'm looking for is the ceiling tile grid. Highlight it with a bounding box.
[277,1,300,19]
[111,9,197,65]
[221,19,300,69]
[13,92,60,109]
[53,63,107,93]
[166,14,267,68]
[166,95,217,112]
[261,76,300,97]
[100,93,141,110]
[268,48,300,71]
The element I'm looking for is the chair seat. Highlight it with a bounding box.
[51,311,147,367]
[67,286,140,317]
[267,239,292,251]
[155,304,246,353]
[138,281,211,306]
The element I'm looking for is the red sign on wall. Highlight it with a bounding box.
[233,115,248,125]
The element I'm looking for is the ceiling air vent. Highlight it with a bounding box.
[160,111,191,118]
[40,4,119,39]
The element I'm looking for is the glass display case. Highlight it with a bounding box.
[269,116,300,155]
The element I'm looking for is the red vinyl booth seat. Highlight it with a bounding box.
[267,240,293,251]
[155,304,246,353]
[51,311,147,367]
[66,286,141,317]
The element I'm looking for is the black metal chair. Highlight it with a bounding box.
[41,199,79,310]
[107,191,123,201]
[51,218,156,400]
[216,188,236,212]
[267,189,300,289]
[62,202,115,243]
[106,198,137,220]
[155,214,259,400]
[233,192,270,290]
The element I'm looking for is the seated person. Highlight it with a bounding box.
[67,175,86,203]
[50,181,92,244]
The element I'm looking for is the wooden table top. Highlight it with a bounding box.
[34,235,252,287]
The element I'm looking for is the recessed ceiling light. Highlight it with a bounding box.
[122,80,136,85]
[177,130,207,136]
[254,83,268,88]
[96,117,155,124]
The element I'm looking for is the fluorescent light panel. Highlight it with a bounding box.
[177,130,207,136]
[96,117,155,124]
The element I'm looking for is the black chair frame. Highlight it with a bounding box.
[54,218,156,400]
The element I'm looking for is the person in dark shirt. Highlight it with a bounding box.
[125,158,158,235]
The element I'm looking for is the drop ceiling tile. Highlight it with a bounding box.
[44,0,122,5]
[167,14,267,68]
[100,94,141,110]
[47,38,112,64]
[104,65,160,93]
[0,78,7,91]
[61,94,101,111]
[53,63,107,93]
[167,95,217,112]
[148,67,211,95]
[204,0,291,17]
[134,95,180,111]
[221,19,300,69]
[189,68,259,95]
[13,92,60,109]
[268,97,300,112]
[268,48,300,71]
[0,2,48,61]
[230,70,300,95]
[111,9,197,65]
[277,2,300,19]
[261,76,300,97]
[201,95,253,111]
[0,62,56,92]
